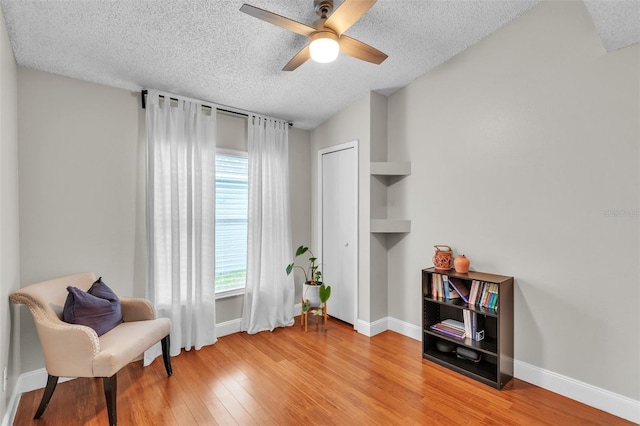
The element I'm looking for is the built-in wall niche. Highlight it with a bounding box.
[370,162,411,234]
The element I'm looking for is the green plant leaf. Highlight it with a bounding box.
[286,263,294,275]
[319,284,331,303]
[295,246,308,257]
[302,301,310,312]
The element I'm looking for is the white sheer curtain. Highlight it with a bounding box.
[144,90,217,365]
[241,115,295,334]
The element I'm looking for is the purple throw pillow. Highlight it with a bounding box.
[63,277,123,336]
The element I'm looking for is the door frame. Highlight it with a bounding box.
[317,140,359,331]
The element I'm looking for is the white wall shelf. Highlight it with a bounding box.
[370,219,411,233]
[370,162,411,176]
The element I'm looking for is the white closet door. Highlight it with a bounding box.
[321,145,357,325]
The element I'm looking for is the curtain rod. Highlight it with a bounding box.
[140,90,293,127]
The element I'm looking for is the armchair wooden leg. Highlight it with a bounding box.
[34,374,58,419]
[103,375,117,426]
[161,335,173,376]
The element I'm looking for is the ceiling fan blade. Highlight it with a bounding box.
[240,4,315,37]
[324,0,376,35]
[283,45,311,71]
[339,35,387,65]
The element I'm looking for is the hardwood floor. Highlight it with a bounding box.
[13,317,632,425]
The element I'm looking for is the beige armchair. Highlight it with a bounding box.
[9,272,172,426]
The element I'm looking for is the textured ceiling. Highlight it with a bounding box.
[1,0,638,129]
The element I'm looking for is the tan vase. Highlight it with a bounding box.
[433,245,453,270]
[454,255,470,273]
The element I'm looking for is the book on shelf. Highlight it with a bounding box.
[430,318,466,339]
[443,275,460,300]
[489,284,497,309]
[432,274,441,298]
[430,324,465,340]
[485,285,493,308]
[480,282,490,307]
[471,311,485,341]
[463,309,472,338]
[441,319,465,331]
[468,280,478,305]
[462,309,485,341]
[448,277,469,303]
[491,283,500,309]
[440,275,451,299]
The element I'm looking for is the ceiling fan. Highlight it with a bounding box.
[240,0,388,71]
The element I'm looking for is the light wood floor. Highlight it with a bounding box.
[14,316,632,425]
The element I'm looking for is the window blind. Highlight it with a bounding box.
[215,152,248,293]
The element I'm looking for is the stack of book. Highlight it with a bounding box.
[468,280,499,310]
[430,319,466,340]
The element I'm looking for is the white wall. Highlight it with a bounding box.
[16,68,312,372]
[0,5,19,420]
[386,0,639,401]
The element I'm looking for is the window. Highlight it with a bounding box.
[215,149,248,297]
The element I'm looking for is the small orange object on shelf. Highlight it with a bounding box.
[433,245,453,270]
[454,254,470,273]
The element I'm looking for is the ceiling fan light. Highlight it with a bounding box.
[309,31,340,63]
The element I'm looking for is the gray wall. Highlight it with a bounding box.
[0,5,19,420]
[16,68,311,372]
[288,126,312,302]
[386,0,638,400]
[310,93,372,323]
[309,0,638,403]
[17,68,141,371]
[369,92,389,322]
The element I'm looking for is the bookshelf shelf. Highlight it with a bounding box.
[423,329,498,355]
[423,348,498,386]
[422,267,514,390]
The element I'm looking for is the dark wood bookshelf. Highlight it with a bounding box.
[422,267,514,390]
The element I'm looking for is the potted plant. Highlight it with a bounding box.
[286,245,331,316]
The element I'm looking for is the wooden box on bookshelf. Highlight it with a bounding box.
[422,267,514,389]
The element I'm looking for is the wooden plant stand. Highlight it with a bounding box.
[301,299,328,332]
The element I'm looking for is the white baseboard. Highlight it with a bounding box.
[357,316,421,340]
[15,368,75,394]
[515,360,640,424]
[216,304,303,337]
[387,317,421,341]
[216,318,242,337]
[356,317,388,337]
[1,390,20,426]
